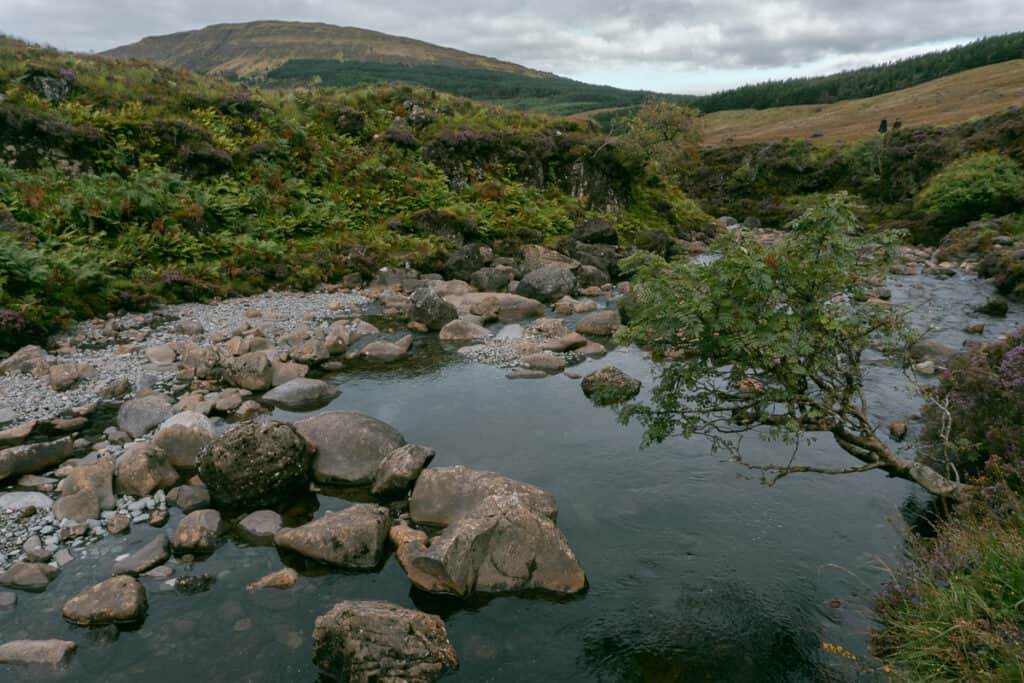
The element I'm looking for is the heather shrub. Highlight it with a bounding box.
[916,152,1024,239]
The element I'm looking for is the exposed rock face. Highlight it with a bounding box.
[371,445,435,498]
[0,562,58,592]
[152,411,215,469]
[262,378,338,409]
[117,394,174,438]
[581,367,642,405]
[223,351,274,391]
[0,640,77,671]
[515,265,576,303]
[397,494,586,597]
[112,534,170,576]
[575,309,622,336]
[409,466,557,527]
[295,411,406,486]
[274,504,390,569]
[0,437,74,481]
[197,421,312,510]
[62,575,147,626]
[438,319,492,342]
[116,443,178,496]
[237,510,282,545]
[312,600,458,683]
[409,287,459,330]
[171,509,223,555]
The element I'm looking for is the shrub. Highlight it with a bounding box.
[915,152,1024,240]
[919,329,1024,480]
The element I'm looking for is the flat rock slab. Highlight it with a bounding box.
[0,639,77,671]
[112,534,170,576]
[274,504,389,569]
[409,465,558,527]
[313,600,457,683]
[296,411,406,486]
[63,575,147,626]
[0,562,58,592]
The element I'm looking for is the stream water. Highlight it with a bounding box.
[3,271,1022,682]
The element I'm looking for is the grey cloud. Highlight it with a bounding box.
[0,0,1019,78]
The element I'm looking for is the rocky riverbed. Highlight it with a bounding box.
[0,230,1020,680]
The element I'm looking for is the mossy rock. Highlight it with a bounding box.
[581,367,642,406]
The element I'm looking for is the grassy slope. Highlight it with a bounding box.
[101,20,547,78]
[701,60,1024,146]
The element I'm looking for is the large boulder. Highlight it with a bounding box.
[237,509,283,545]
[222,351,274,391]
[313,600,458,683]
[573,217,618,245]
[444,292,545,321]
[0,345,50,376]
[115,443,179,496]
[274,504,390,569]
[409,466,557,527]
[438,319,491,342]
[515,265,576,303]
[408,287,459,330]
[581,367,642,405]
[117,394,174,438]
[62,575,147,626]
[295,411,406,486]
[442,243,486,281]
[575,309,622,336]
[521,245,578,273]
[0,437,74,481]
[55,456,115,521]
[0,640,77,671]
[469,267,514,292]
[197,421,312,510]
[397,494,586,597]
[262,378,338,410]
[171,509,223,555]
[371,445,435,498]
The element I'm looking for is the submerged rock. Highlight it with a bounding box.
[62,576,147,626]
[312,600,457,683]
[409,287,459,330]
[112,534,170,576]
[274,504,390,569]
[0,639,77,671]
[197,421,312,510]
[581,367,642,405]
[296,411,405,486]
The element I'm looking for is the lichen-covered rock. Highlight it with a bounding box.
[295,411,405,486]
[197,421,312,510]
[575,309,622,336]
[312,600,457,682]
[408,287,459,330]
[580,366,642,405]
[112,534,170,576]
[515,265,576,303]
[274,504,389,569]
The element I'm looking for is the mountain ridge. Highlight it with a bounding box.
[101,20,551,78]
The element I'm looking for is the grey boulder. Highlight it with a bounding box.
[295,411,406,486]
[116,394,173,438]
[0,640,77,671]
[262,378,338,409]
[274,504,389,569]
[371,444,435,498]
[515,265,576,303]
[409,465,557,527]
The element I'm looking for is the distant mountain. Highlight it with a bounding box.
[101,20,549,78]
[102,20,688,116]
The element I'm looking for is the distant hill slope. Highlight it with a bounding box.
[101,20,548,78]
[691,30,1024,112]
[261,59,687,115]
[701,60,1024,145]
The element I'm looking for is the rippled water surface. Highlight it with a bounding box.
[4,273,1022,682]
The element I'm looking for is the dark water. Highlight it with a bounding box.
[3,273,1022,682]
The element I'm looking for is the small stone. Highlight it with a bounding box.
[889,422,909,441]
[247,567,299,591]
[0,591,16,609]
[237,510,283,545]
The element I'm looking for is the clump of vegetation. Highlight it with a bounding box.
[915,151,1024,239]
[0,36,691,349]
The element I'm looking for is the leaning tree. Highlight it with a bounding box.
[618,193,967,499]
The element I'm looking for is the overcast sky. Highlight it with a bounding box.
[0,1,1020,93]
